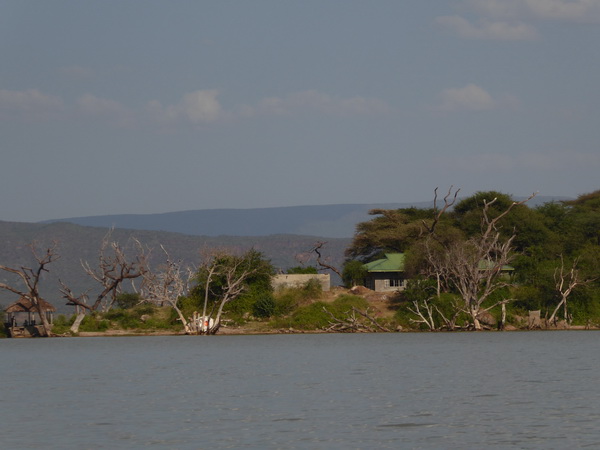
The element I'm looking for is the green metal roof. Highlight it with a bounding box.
[363,253,405,272]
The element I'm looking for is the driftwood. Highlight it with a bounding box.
[323,306,391,333]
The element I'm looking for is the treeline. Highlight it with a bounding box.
[343,189,600,329]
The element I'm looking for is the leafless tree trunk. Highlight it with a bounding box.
[323,306,391,332]
[60,230,149,333]
[0,243,59,337]
[407,298,437,330]
[311,241,343,279]
[208,255,257,335]
[548,257,594,326]
[140,246,193,333]
[423,189,536,330]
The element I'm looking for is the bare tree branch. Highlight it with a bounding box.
[0,243,59,336]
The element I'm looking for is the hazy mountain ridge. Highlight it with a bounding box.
[0,220,350,312]
[40,203,432,238]
[40,197,566,238]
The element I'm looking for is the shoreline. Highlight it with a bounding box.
[72,323,597,337]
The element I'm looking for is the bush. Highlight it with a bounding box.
[253,295,276,318]
[115,292,141,309]
[50,314,74,334]
[287,266,318,274]
[272,279,324,316]
[79,314,110,332]
[284,301,331,330]
[271,295,371,331]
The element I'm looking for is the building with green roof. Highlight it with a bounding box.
[363,253,406,292]
[362,253,514,292]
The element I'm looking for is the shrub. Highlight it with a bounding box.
[115,292,141,309]
[50,314,74,334]
[253,295,276,318]
[79,314,110,332]
[287,266,318,274]
[285,301,330,330]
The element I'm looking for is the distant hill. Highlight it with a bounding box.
[2,196,570,313]
[0,221,350,313]
[41,203,431,238]
[42,197,569,238]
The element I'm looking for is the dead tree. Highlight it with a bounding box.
[60,231,149,333]
[140,246,194,333]
[548,256,595,326]
[311,241,343,278]
[423,188,536,330]
[323,306,391,332]
[0,243,59,337]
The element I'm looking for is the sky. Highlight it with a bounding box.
[1,0,599,223]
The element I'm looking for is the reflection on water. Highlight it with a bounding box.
[1,331,600,448]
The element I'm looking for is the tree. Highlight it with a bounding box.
[287,266,318,274]
[345,207,439,261]
[423,189,536,330]
[140,246,195,333]
[0,243,59,337]
[341,259,367,288]
[190,249,274,334]
[60,230,149,333]
[548,256,596,326]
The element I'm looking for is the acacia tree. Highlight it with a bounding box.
[423,189,536,330]
[0,243,59,337]
[60,231,149,333]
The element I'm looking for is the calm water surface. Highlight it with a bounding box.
[1,332,599,449]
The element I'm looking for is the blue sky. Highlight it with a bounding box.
[1,0,599,222]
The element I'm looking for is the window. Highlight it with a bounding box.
[385,279,403,288]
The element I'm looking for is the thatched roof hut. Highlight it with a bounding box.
[4,297,56,336]
[5,296,56,313]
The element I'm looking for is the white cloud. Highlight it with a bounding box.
[149,90,224,124]
[436,15,538,40]
[440,0,600,40]
[244,90,390,117]
[436,84,498,111]
[77,94,134,126]
[0,89,64,119]
[467,0,600,22]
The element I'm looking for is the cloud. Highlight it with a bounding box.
[0,89,64,119]
[436,15,538,40]
[467,0,600,22]
[439,0,600,40]
[436,84,499,111]
[242,90,390,117]
[77,94,134,126]
[148,90,224,124]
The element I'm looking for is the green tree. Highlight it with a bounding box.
[115,292,140,309]
[345,207,448,261]
[189,249,275,334]
[287,266,318,274]
[342,260,367,288]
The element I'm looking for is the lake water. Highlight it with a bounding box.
[1,331,599,449]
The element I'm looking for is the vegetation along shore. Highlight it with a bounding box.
[2,188,599,338]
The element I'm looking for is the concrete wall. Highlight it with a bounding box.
[272,274,330,292]
[364,272,405,292]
